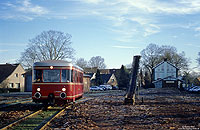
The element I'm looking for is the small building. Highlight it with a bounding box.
[153,76,180,88]
[24,70,32,92]
[83,74,91,92]
[152,60,179,88]
[89,73,118,87]
[0,63,25,92]
[193,76,200,86]
[84,67,130,75]
[100,74,118,86]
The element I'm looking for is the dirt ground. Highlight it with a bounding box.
[48,88,200,129]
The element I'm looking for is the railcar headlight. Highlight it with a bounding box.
[37,88,40,91]
[62,88,66,91]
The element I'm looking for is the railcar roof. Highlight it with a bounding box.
[33,60,83,71]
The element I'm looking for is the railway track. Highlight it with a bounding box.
[1,105,69,130]
[1,97,91,130]
[0,98,32,110]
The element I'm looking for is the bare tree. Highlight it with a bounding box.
[141,43,189,82]
[140,43,161,82]
[159,45,190,72]
[19,30,75,68]
[75,58,88,69]
[88,56,106,69]
[125,63,132,69]
[182,69,199,85]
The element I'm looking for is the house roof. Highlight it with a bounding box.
[83,74,92,78]
[86,73,95,78]
[84,68,131,75]
[84,67,98,73]
[99,69,110,74]
[152,61,179,70]
[84,68,111,74]
[100,74,112,83]
[0,64,19,83]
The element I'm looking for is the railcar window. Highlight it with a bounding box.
[71,70,73,82]
[34,70,43,82]
[80,73,83,83]
[43,70,60,82]
[75,70,77,83]
[78,72,80,83]
[61,70,70,82]
[78,72,81,83]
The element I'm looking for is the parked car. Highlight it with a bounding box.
[183,85,193,91]
[188,86,200,93]
[99,85,107,91]
[90,86,103,91]
[99,85,112,90]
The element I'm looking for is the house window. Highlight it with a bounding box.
[15,73,18,77]
[9,83,14,88]
[111,79,114,82]
[157,74,160,79]
[16,83,20,89]
[161,66,164,71]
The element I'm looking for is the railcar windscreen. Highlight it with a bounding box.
[43,70,60,82]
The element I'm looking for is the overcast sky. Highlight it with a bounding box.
[0,0,200,70]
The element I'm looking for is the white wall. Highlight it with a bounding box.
[154,62,177,80]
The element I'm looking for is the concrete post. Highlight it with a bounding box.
[124,55,141,105]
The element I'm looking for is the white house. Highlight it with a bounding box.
[152,60,179,88]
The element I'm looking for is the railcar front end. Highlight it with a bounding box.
[32,60,83,105]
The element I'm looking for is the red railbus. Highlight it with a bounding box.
[32,60,84,105]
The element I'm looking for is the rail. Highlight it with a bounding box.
[1,109,42,130]
[0,98,32,109]
[1,97,91,130]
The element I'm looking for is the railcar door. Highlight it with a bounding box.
[72,69,76,102]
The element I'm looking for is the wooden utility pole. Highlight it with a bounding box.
[124,55,141,105]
